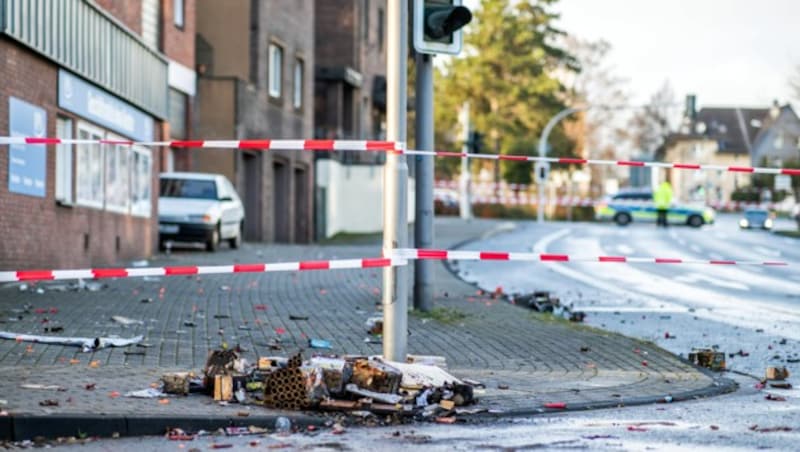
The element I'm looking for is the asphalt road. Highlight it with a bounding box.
[32,215,799,451]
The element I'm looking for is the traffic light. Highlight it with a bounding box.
[468,131,484,154]
[413,0,473,55]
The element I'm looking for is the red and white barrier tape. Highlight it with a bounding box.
[0,257,403,283]
[436,193,782,210]
[3,136,798,176]
[3,248,788,283]
[408,150,800,176]
[393,249,790,267]
[0,137,402,151]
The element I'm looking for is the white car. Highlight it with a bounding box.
[158,172,245,251]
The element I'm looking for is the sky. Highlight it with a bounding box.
[465,0,800,109]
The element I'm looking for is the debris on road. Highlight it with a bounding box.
[111,315,144,326]
[308,339,333,349]
[0,331,143,352]
[764,393,786,402]
[511,291,585,321]
[688,348,726,371]
[766,366,790,380]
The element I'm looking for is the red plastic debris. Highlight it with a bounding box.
[275,327,287,335]
[544,402,567,409]
[254,305,267,311]
[641,360,648,367]
[627,426,648,432]
[435,416,457,424]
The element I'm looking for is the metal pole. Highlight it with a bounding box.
[382,0,409,362]
[459,102,472,219]
[537,107,581,223]
[413,52,434,312]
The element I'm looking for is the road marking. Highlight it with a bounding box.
[616,244,635,255]
[674,273,750,291]
[754,246,781,257]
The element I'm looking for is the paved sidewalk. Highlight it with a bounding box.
[0,218,734,440]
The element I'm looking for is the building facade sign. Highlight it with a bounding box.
[58,70,154,142]
[8,97,47,197]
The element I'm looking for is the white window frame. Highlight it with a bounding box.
[104,133,130,214]
[75,121,105,209]
[269,43,283,98]
[55,117,74,205]
[174,0,185,28]
[130,145,153,217]
[293,58,304,109]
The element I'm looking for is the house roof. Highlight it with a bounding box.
[693,107,768,154]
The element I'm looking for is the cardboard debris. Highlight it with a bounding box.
[214,375,234,401]
[406,355,447,369]
[111,315,144,326]
[385,360,461,389]
[162,372,192,395]
[350,359,402,394]
[0,331,143,352]
[688,348,726,371]
[766,367,790,381]
[345,383,403,404]
[309,357,352,395]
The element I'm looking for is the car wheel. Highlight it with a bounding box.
[614,212,632,226]
[229,221,243,249]
[206,224,220,252]
[687,215,704,228]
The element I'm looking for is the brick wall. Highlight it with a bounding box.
[94,0,143,35]
[0,39,160,270]
[315,0,357,68]
[162,0,196,68]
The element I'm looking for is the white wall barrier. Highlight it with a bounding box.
[316,160,415,238]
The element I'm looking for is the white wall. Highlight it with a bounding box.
[317,160,415,238]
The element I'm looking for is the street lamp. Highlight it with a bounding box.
[537,106,584,223]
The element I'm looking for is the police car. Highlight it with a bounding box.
[595,190,715,227]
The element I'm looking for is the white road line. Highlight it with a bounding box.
[674,273,750,291]
[616,244,635,255]
[754,246,781,257]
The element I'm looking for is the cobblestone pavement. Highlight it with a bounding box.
[0,218,731,439]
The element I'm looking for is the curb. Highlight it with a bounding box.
[3,412,328,441]
[439,220,741,416]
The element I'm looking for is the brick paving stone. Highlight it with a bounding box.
[0,218,731,434]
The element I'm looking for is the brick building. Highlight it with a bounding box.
[195,0,315,243]
[0,0,196,269]
[313,0,391,239]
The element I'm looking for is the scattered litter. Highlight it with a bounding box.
[770,382,792,389]
[688,348,726,371]
[766,366,790,380]
[765,393,786,402]
[583,435,619,440]
[289,314,309,321]
[274,417,292,435]
[140,298,153,304]
[435,416,456,424]
[345,384,403,404]
[21,384,65,391]
[214,314,230,319]
[750,425,793,433]
[183,321,197,327]
[1,331,141,353]
[544,402,566,409]
[309,339,332,349]
[729,349,749,358]
[580,346,590,353]
[125,388,166,398]
[365,316,383,335]
[111,315,144,326]
[627,425,647,432]
[39,399,59,407]
[497,384,509,390]
[44,325,64,333]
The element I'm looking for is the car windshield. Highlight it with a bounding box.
[160,178,218,200]
[744,210,768,221]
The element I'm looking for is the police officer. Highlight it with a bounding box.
[654,180,673,228]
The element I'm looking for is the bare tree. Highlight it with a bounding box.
[625,80,676,158]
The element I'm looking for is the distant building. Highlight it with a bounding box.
[658,97,800,203]
[0,0,196,269]
[313,0,393,239]
[195,0,315,243]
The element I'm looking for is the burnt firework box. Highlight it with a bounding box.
[688,348,726,371]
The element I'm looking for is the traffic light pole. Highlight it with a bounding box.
[459,102,472,220]
[382,0,409,362]
[413,52,435,312]
[537,107,581,223]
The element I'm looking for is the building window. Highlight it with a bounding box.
[131,146,153,217]
[269,43,283,98]
[76,122,105,208]
[55,117,74,205]
[293,59,304,109]
[174,0,184,28]
[141,0,161,49]
[168,88,188,139]
[378,8,385,52]
[105,135,130,213]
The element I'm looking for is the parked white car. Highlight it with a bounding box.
[158,172,245,251]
